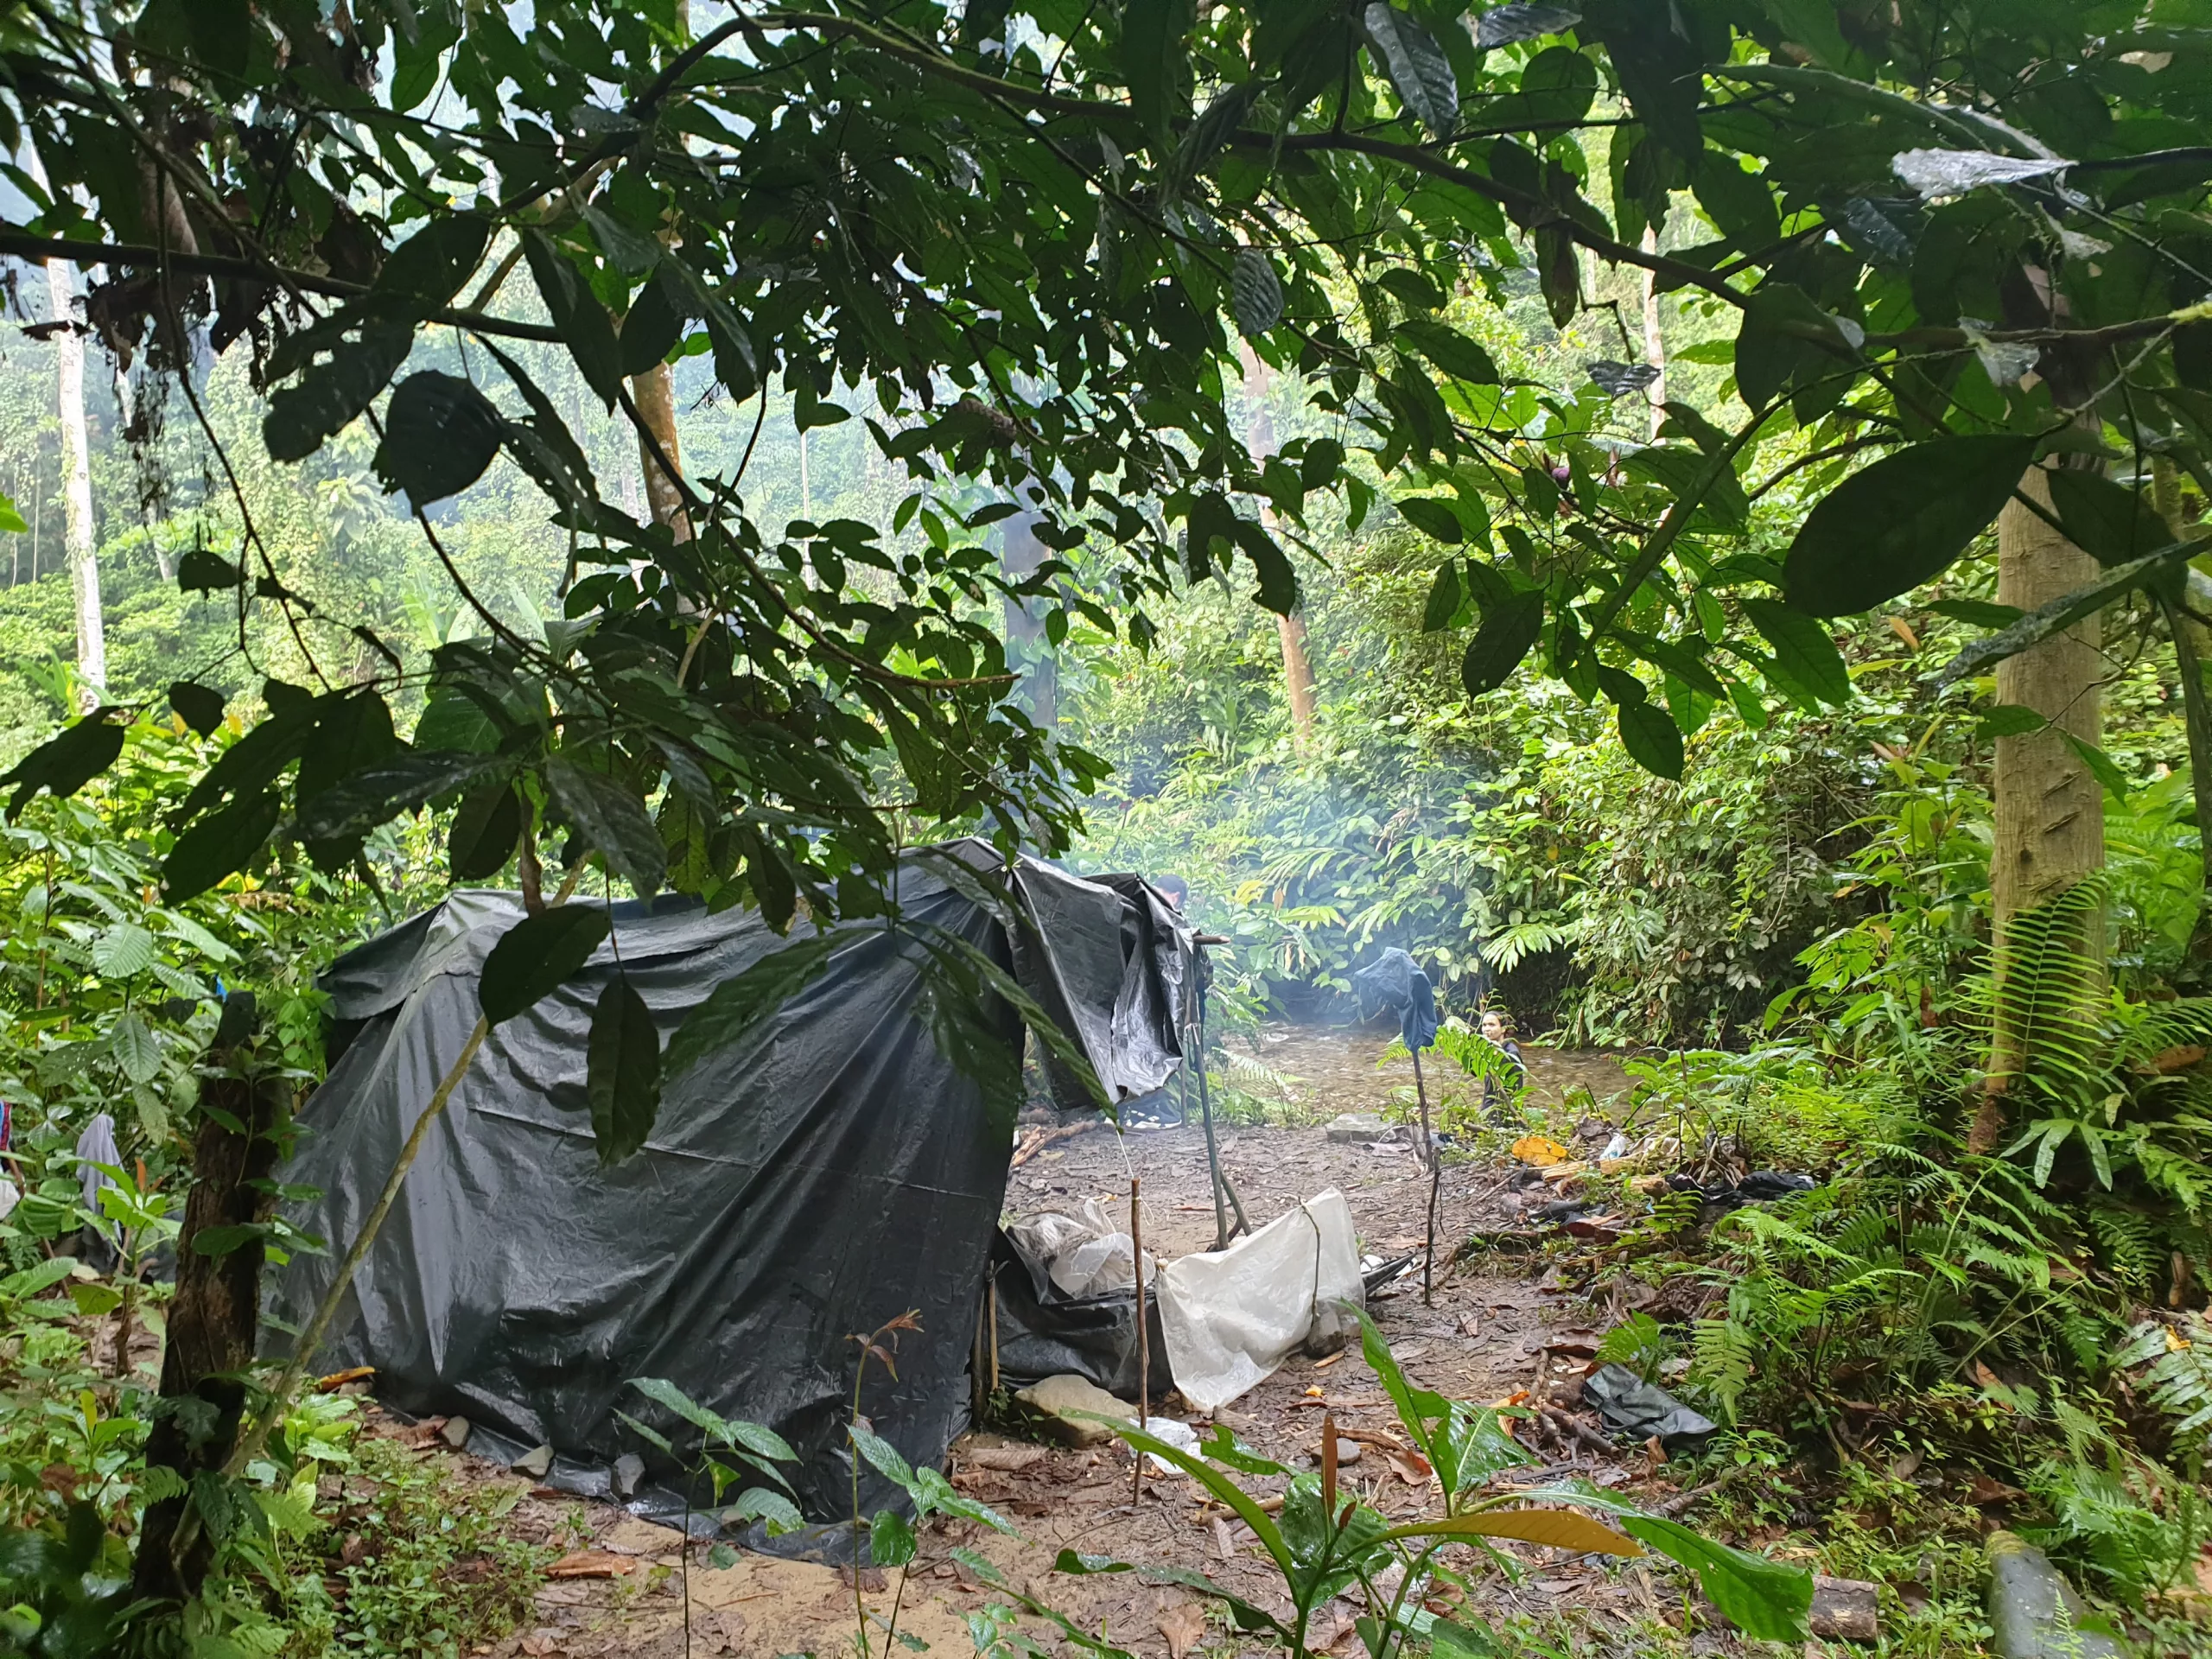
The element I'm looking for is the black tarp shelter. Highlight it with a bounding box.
[265,841,1193,1520]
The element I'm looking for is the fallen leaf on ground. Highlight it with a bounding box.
[966,1445,1049,1472]
[1382,1446,1433,1484]
[1299,1607,1351,1651]
[1159,1601,1207,1659]
[700,1609,747,1654]
[1963,1472,2025,1505]
[546,1550,635,1580]
[1213,1517,1236,1560]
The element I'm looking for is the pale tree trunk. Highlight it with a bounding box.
[1238,343,1316,748]
[632,0,693,543]
[1640,225,1667,441]
[48,259,104,709]
[1000,512,1057,731]
[631,361,692,542]
[1970,465,2105,1154]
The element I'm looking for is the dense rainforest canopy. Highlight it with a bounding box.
[5,0,2212,1652]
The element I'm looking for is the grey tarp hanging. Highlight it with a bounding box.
[264,842,1192,1521]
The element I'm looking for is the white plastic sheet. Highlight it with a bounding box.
[1154,1189,1363,1412]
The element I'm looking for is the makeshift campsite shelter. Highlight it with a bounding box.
[265,841,1194,1521]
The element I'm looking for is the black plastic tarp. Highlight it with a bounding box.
[988,1230,1171,1399]
[265,842,1193,1520]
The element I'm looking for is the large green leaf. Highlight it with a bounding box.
[1233,517,1301,614]
[1692,155,1781,253]
[1461,594,1545,698]
[450,781,524,882]
[869,1510,918,1569]
[374,372,507,505]
[1398,496,1465,544]
[1621,445,1750,535]
[587,974,662,1165]
[664,928,862,1083]
[545,755,668,896]
[1617,696,1685,779]
[1422,563,1462,631]
[372,213,493,308]
[619,266,690,378]
[1619,1514,1811,1642]
[1363,3,1459,137]
[92,924,155,979]
[522,229,626,410]
[1106,1423,1294,1591]
[162,789,282,901]
[169,682,226,737]
[1397,318,1500,385]
[109,1010,161,1084]
[0,713,125,820]
[2046,470,2171,569]
[1230,248,1283,335]
[1782,435,2036,614]
[263,319,414,464]
[479,905,612,1027]
[295,749,503,843]
[1741,600,1850,706]
[1120,0,1192,142]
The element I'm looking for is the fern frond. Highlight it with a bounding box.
[1964,874,2118,1109]
[2120,1313,2212,1445]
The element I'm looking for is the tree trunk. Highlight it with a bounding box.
[1640,225,1668,441]
[48,258,104,709]
[133,1004,290,1603]
[1971,465,2106,1154]
[630,0,694,543]
[1275,613,1318,740]
[631,361,692,542]
[1239,344,1315,748]
[1000,511,1057,731]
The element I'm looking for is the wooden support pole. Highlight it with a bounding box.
[1415,1046,1440,1306]
[1131,1176,1147,1502]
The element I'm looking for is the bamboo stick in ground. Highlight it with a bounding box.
[1415,1046,1440,1306]
[1131,1176,1147,1502]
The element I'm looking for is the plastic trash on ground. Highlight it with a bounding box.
[1512,1134,1570,1167]
[1006,1198,1154,1298]
[1154,1190,1362,1412]
[1582,1363,1719,1451]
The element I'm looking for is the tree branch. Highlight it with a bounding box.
[0,230,563,344]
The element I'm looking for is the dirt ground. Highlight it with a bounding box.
[391,1037,1722,1659]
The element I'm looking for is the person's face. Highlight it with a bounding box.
[1480,1014,1504,1042]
